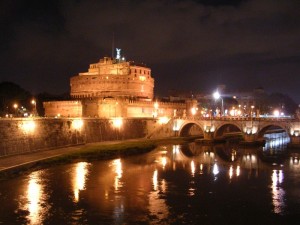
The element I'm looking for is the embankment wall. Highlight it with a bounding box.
[0,118,170,157]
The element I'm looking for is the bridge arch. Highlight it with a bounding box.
[180,142,204,157]
[214,123,243,139]
[179,122,204,137]
[257,124,288,139]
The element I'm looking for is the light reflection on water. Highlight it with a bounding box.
[148,169,169,222]
[73,162,90,202]
[271,169,285,214]
[18,171,49,225]
[1,133,300,224]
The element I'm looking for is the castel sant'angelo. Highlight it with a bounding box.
[43,49,196,118]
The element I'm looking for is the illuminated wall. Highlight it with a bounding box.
[44,98,187,118]
[70,57,154,99]
[43,101,82,118]
[0,118,148,157]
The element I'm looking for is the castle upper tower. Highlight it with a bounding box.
[70,49,154,99]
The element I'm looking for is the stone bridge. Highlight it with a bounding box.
[170,117,300,146]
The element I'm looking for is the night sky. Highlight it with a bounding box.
[1,0,300,102]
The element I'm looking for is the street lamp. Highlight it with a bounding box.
[13,103,18,117]
[191,107,196,118]
[251,105,255,118]
[213,91,224,117]
[31,99,37,116]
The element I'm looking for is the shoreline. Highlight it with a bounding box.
[0,136,198,179]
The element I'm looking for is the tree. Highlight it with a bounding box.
[0,82,32,116]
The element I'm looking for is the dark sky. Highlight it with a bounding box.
[1,0,300,102]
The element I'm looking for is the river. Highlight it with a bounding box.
[0,133,300,225]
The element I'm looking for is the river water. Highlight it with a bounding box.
[1,134,300,225]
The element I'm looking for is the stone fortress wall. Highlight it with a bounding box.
[0,117,163,157]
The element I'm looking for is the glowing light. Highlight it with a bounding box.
[158,117,169,124]
[139,76,146,81]
[161,156,167,169]
[173,120,180,131]
[245,126,258,134]
[72,119,83,130]
[74,162,89,202]
[21,120,36,133]
[153,170,158,191]
[116,48,121,59]
[112,117,123,128]
[273,110,280,117]
[25,171,45,224]
[172,145,180,154]
[191,161,195,176]
[113,159,122,179]
[271,170,285,214]
[213,163,219,175]
[112,159,123,191]
[28,177,41,223]
[229,166,234,179]
[213,91,220,100]
[191,107,197,116]
[236,166,240,176]
[199,164,203,174]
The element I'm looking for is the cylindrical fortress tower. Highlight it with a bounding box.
[70,56,154,99]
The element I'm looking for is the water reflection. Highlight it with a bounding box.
[19,171,48,225]
[2,132,299,224]
[263,132,290,152]
[213,163,219,176]
[148,169,169,221]
[111,159,123,191]
[191,160,196,176]
[73,162,90,202]
[271,170,286,214]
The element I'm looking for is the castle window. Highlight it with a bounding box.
[139,76,146,81]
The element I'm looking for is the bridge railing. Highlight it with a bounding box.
[181,116,297,122]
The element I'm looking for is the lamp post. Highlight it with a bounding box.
[191,107,196,119]
[31,99,37,116]
[213,91,224,117]
[251,105,255,118]
[13,103,18,117]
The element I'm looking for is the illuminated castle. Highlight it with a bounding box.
[70,49,154,99]
[43,49,192,118]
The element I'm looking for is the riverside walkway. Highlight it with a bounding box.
[0,139,145,174]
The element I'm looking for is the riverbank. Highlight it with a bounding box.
[0,136,198,179]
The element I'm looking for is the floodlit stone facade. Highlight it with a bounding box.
[70,57,154,99]
[43,50,194,118]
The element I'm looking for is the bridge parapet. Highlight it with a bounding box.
[172,116,300,146]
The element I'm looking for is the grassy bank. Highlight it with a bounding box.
[42,136,197,163]
[0,136,198,179]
